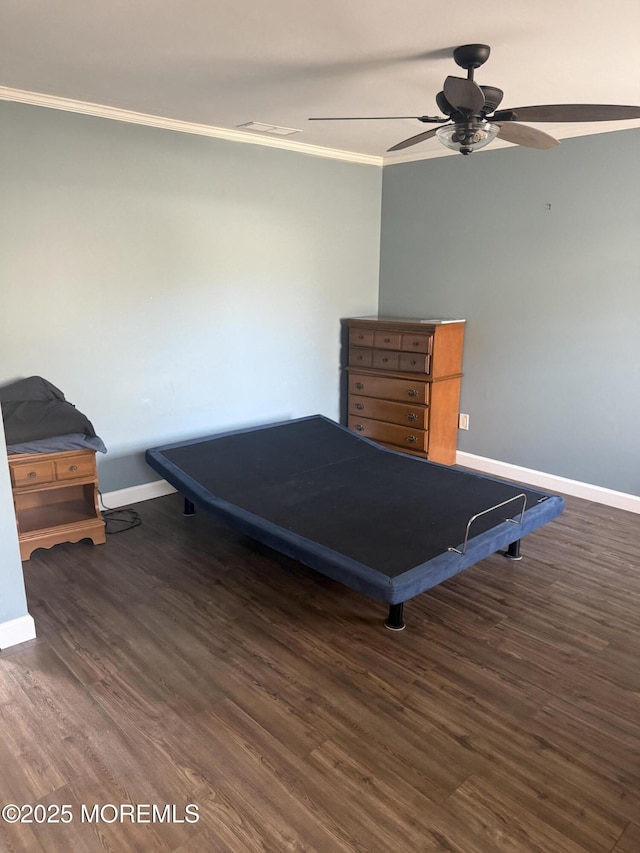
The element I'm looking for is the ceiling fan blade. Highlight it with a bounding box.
[493,104,640,123]
[309,115,446,122]
[387,127,441,152]
[496,122,559,149]
[443,76,486,115]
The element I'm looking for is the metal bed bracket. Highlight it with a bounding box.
[447,493,528,556]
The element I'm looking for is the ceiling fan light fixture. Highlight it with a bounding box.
[435,121,500,155]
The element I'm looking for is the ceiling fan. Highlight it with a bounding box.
[309,44,640,155]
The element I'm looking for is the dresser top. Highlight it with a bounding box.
[346,316,466,328]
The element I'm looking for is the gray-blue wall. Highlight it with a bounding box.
[0,102,382,492]
[379,129,640,496]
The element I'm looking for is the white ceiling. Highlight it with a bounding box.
[1,0,639,162]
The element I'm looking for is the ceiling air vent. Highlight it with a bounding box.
[236,121,301,136]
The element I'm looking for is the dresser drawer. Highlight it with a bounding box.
[372,350,400,370]
[401,333,432,353]
[10,459,55,488]
[348,416,428,453]
[349,346,374,368]
[55,454,96,481]
[373,331,402,350]
[350,327,375,347]
[349,373,429,405]
[349,395,428,429]
[398,352,430,374]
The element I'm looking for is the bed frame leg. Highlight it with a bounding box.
[183,498,195,516]
[385,603,406,631]
[505,539,522,560]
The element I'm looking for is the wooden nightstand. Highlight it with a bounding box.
[8,448,106,561]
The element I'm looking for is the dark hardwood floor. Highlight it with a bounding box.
[1,490,639,852]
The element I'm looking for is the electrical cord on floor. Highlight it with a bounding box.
[99,492,142,535]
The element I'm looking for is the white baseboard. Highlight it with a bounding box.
[0,614,37,650]
[100,480,176,510]
[456,451,640,515]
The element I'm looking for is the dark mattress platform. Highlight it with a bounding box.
[146,416,564,628]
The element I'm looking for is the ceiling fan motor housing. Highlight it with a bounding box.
[453,44,491,70]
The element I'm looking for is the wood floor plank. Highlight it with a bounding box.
[436,775,598,853]
[613,822,640,852]
[454,765,627,852]
[0,821,48,853]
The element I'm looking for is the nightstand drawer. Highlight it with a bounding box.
[348,416,428,452]
[349,395,428,429]
[55,454,96,481]
[349,373,429,405]
[10,459,55,488]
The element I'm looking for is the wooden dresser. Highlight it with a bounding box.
[8,448,106,561]
[345,316,466,464]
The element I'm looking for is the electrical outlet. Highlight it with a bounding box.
[458,413,470,430]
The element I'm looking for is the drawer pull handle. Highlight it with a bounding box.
[382,357,388,363]
[384,337,391,343]
[357,335,364,339]
[355,424,365,432]
[410,360,416,365]
[406,413,418,421]
[355,382,364,390]
[70,465,78,472]
[406,435,418,443]
[407,389,418,397]
[355,403,364,410]
[412,341,419,347]
[29,471,37,478]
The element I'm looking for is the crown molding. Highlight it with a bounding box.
[0,86,383,168]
